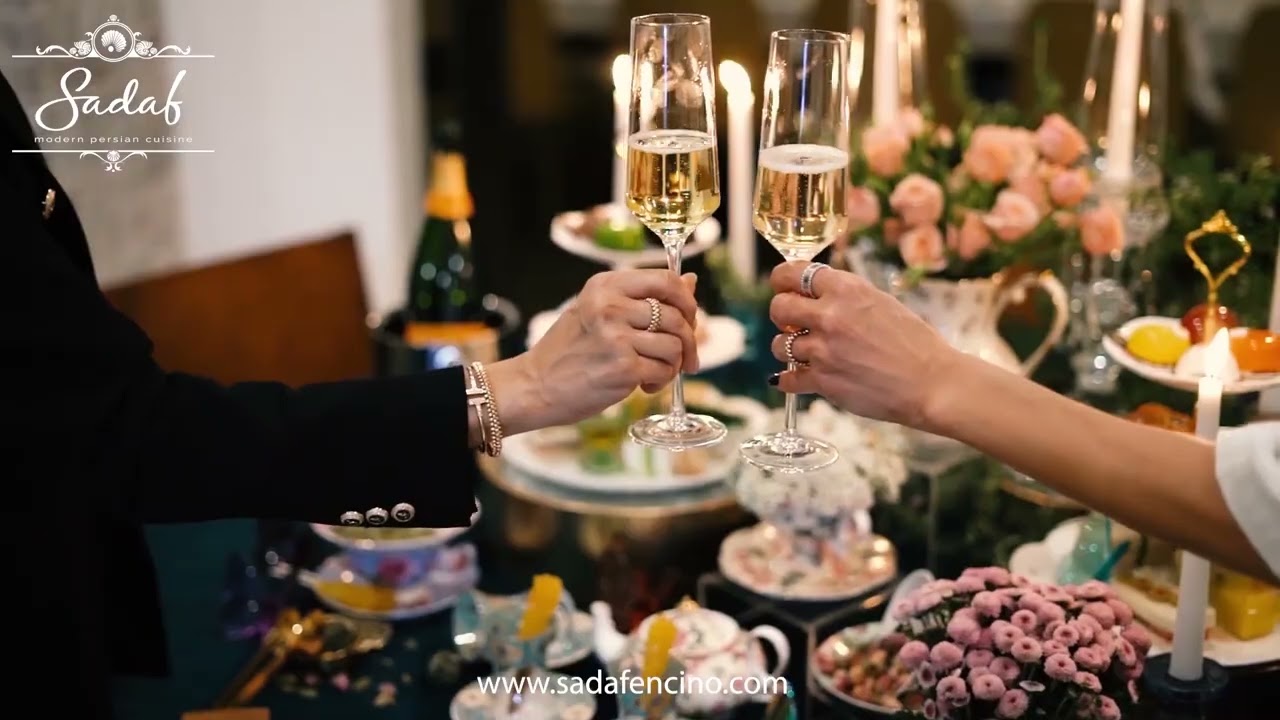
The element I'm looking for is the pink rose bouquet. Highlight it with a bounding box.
[888,569,1147,720]
[848,111,1110,281]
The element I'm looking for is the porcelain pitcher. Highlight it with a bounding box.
[848,246,1069,455]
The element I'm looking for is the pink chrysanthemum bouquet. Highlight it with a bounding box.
[889,568,1151,720]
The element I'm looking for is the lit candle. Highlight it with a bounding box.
[1262,262,1280,414]
[611,54,631,209]
[1169,327,1229,681]
[872,0,899,126]
[719,59,756,284]
[1103,0,1145,184]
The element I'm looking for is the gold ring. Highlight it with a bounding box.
[785,329,810,366]
[645,297,661,333]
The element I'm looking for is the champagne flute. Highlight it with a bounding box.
[739,29,851,473]
[625,13,727,451]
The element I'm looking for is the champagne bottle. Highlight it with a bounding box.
[405,125,486,345]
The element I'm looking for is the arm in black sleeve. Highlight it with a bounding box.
[5,178,477,529]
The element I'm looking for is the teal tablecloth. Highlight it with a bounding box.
[112,521,257,718]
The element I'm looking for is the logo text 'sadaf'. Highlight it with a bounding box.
[35,68,186,133]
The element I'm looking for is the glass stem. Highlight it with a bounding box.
[783,362,799,435]
[665,240,687,420]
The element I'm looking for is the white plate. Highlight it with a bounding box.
[550,204,721,268]
[1102,316,1280,394]
[528,309,746,373]
[1007,519,1280,668]
[309,552,478,621]
[502,394,769,494]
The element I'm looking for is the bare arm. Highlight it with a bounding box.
[923,352,1271,581]
[766,261,1275,582]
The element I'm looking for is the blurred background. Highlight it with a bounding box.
[7,0,1279,323]
[5,0,1280,718]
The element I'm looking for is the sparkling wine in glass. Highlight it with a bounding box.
[625,13,727,451]
[739,29,850,473]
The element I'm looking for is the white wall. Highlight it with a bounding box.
[154,0,424,315]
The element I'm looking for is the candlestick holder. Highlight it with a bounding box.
[1141,654,1229,720]
[1184,210,1252,337]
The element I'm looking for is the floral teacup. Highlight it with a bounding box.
[452,589,575,671]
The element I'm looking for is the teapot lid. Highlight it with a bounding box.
[633,598,739,659]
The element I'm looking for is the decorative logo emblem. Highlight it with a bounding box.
[32,15,195,62]
[12,15,213,172]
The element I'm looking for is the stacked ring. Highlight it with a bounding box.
[785,329,810,367]
[644,297,661,332]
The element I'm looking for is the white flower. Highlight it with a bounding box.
[797,400,910,503]
[733,402,909,524]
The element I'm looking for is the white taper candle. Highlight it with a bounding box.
[1169,328,1229,680]
[872,0,899,126]
[1103,0,1145,184]
[720,60,757,284]
[611,55,631,208]
[1261,256,1280,414]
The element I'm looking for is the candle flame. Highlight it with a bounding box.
[612,54,631,94]
[718,60,752,99]
[1205,328,1232,380]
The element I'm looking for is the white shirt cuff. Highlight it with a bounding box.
[1216,422,1280,580]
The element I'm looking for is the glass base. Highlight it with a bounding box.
[629,413,727,451]
[739,432,839,473]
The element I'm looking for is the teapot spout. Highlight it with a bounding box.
[589,601,627,665]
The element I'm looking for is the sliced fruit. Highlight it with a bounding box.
[1231,329,1280,373]
[1126,324,1190,365]
[1181,304,1240,344]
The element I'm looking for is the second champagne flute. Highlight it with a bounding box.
[625,13,727,451]
[739,29,851,473]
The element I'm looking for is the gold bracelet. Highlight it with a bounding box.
[470,361,504,457]
[463,364,490,453]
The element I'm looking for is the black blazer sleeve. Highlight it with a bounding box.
[3,160,478,530]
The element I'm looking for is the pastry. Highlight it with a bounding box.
[1113,565,1216,642]
[1126,403,1194,433]
[1211,568,1280,640]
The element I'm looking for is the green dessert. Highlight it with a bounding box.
[593,217,647,251]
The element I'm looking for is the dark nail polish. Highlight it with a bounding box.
[767,373,780,386]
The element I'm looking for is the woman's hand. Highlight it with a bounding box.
[488,269,700,435]
[766,261,961,429]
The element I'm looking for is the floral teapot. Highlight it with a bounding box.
[591,598,790,717]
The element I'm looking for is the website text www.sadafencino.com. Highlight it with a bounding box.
[477,669,789,698]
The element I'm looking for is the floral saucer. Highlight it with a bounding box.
[450,669,596,720]
[309,545,478,621]
[719,523,897,602]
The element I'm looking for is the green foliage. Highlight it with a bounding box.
[1139,153,1280,329]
